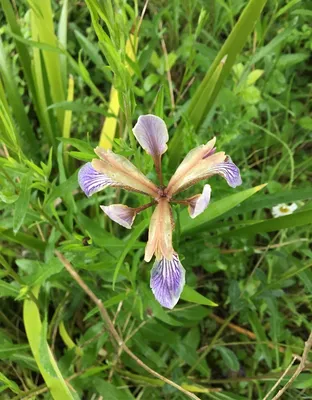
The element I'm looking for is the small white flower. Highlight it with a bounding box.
[272,203,298,218]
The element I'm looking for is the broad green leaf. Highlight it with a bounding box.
[216,346,240,372]
[13,172,32,234]
[246,69,264,85]
[0,280,19,298]
[180,184,267,235]
[180,285,217,307]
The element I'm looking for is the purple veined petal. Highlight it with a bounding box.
[100,204,136,229]
[133,114,169,157]
[78,162,114,197]
[93,148,159,197]
[210,156,242,188]
[188,184,211,219]
[150,253,185,309]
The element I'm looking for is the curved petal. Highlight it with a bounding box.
[100,204,136,229]
[93,147,159,197]
[133,114,169,157]
[144,199,174,262]
[166,137,216,195]
[150,254,185,309]
[208,156,242,188]
[187,184,211,218]
[78,162,114,197]
[167,152,242,195]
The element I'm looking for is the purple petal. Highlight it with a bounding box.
[133,114,169,157]
[211,156,242,188]
[78,162,114,197]
[150,254,185,309]
[188,184,211,219]
[100,204,136,229]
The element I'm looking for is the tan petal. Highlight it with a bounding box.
[144,199,174,262]
[92,147,159,197]
[166,137,216,195]
[167,151,226,195]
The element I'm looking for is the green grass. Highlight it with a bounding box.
[0,0,312,399]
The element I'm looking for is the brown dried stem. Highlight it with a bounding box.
[263,330,312,400]
[55,251,201,400]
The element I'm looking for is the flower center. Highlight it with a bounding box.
[157,187,170,202]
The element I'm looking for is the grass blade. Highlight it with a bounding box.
[23,286,75,399]
[169,0,268,167]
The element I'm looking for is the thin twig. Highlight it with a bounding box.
[262,357,297,400]
[55,251,201,400]
[268,331,312,400]
[209,313,302,361]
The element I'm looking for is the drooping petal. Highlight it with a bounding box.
[78,162,114,197]
[187,184,211,218]
[150,254,185,309]
[206,156,241,188]
[166,137,216,195]
[100,204,136,229]
[93,147,159,198]
[133,114,169,157]
[144,198,174,262]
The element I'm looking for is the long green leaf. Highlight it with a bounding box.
[169,0,268,167]
[180,285,217,307]
[29,0,66,131]
[181,184,267,235]
[222,209,312,237]
[0,36,36,155]
[23,286,74,399]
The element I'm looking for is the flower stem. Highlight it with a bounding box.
[153,154,163,186]
[136,201,156,214]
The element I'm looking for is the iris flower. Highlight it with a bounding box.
[78,115,242,309]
